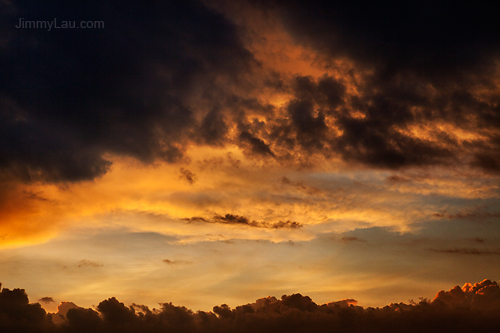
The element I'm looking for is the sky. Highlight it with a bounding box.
[1,0,500,317]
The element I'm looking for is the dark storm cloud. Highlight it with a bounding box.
[198,108,228,147]
[2,0,500,184]
[182,214,303,229]
[264,72,457,169]
[3,281,500,332]
[472,153,500,174]
[280,75,346,152]
[256,1,500,171]
[239,131,276,157]
[269,1,500,80]
[269,75,346,156]
[0,286,50,332]
[0,0,254,182]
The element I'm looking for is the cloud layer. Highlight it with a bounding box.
[2,280,500,332]
[0,0,254,182]
[1,2,500,327]
[1,0,499,185]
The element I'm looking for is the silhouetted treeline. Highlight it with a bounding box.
[1,280,500,333]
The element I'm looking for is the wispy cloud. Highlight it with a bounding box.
[183,213,303,229]
[430,248,500,255]
[77,260,103,268]
[163,259,193,266]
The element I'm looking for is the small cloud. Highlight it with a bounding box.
[22,190,50,201]
[430,248,500,255]
[239,131,275,157]
[206,234,235,243]
[78,260,103,268]
[179,168,196,184]
[270,221,302,229]
[163,259,192,266]
[182,216,208,223]
[280,176,321,195]
[387,175,410,182]
[38,297,55,303]
[341,237,367,242]
[433,206,500,220]
[214,213,250,225]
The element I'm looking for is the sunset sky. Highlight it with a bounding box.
[1,0,500,315]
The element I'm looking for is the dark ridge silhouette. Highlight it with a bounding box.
[2,280,500,332]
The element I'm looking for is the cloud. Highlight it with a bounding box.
[430,248,500,255]
[471,154,500,174]
[38,297,54,304]
[2,280,500,332]
[183,213,303,229]
[182,216,209,223]
[2,0,499,188]
[433,207,500,220]
[77,260,103,268]
[281,176,322,195]
[341,237,367,243]
[163,259,193,266]
[48,301,80,325]
[180,168,197,185]
[56,301,79,318]
[0,0,255,183]
[239,131,276,157]
[214,214,252,225]
[0,286,49,331]
[269,1,500,81]
[327,298,358,307]
[386,175,410,182]
[65,307,102,331]
[97,297,137,325]
[270,221,302,229]
[433,279,500,309]
[244,1,500,172]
